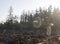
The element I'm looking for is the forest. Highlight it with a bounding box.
[0,6,60,44]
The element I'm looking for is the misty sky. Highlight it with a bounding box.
[0,0,60,22]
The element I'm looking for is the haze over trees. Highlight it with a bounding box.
[0,6,60,38]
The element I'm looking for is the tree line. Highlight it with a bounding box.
[0,6,60,36]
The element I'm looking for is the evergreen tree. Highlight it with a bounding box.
[7,6,14,23]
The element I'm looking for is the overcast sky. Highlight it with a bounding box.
[0,0,60,22]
